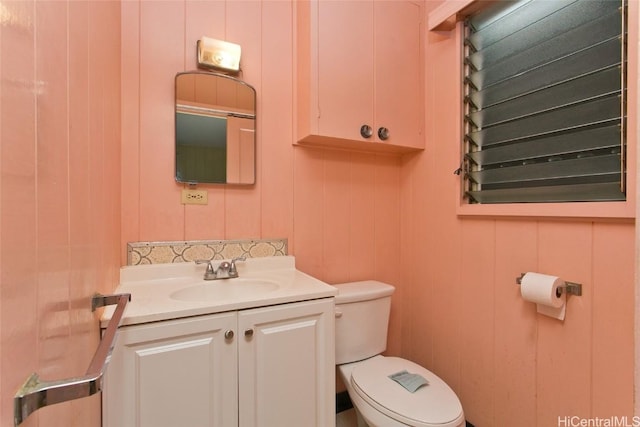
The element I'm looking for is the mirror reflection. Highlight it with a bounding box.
[175,72,256,184]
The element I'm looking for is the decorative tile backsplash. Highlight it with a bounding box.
[127,238,288,265]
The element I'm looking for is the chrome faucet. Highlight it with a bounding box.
[196,257,246,280]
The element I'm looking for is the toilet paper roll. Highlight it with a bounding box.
[520,272,566,320]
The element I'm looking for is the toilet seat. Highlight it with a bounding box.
[350,356,464,427]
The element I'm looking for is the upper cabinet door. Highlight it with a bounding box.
[316,0,374,141]
[295,0,424,154]
[374,1,424,150]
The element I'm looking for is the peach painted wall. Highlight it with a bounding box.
[120,1,636,426]
[397,2,637,426]
[0,1,121,427]
[119,0,404,353]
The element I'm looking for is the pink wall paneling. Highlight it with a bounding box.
[400,1,638,424]
[493,221,537,426]
[119,1,404,315]
[0,1,121,426]
[1,0,39,424]
[35,2,72,424]
[0,1,628,426]
[137,1,185,242]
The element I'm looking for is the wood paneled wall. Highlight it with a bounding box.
[120,1,636,426]
[0,1,121,426]
[399,3,637,424]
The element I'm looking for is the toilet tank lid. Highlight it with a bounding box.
[332,281,395,304]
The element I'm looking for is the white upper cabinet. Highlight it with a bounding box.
[295,0,425,153]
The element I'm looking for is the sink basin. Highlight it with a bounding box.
[170,278,280,302]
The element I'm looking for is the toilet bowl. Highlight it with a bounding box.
[334,281,465,427]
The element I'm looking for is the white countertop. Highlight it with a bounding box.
[101,256,337,328]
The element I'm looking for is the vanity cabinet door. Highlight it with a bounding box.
[295,0,424,153]
[237,298,335,427]
[103,312,238,427]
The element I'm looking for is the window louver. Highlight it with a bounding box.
[462,0,627,204]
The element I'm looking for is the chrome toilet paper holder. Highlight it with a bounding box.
[516,273,582,296]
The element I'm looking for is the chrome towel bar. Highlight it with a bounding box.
[13,292,131,426]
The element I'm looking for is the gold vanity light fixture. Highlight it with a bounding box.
[197,36,241,74]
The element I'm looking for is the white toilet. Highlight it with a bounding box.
[334,280,465,427]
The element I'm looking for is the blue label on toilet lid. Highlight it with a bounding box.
[389,370,429,393]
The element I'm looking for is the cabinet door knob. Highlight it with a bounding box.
[360,124,373,139]
[244,329,254,338]
[377,127,390,141]
[224,330,234,340]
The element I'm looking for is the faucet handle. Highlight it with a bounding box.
[229,256,246,276]
[195,259,215,274]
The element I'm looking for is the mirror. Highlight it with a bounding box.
[175,72,256,184]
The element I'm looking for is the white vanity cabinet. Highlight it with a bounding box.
[103,298,335,427]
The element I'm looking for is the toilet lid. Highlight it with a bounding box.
[351,357,463,427]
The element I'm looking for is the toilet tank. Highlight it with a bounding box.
[333,281,395,365]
